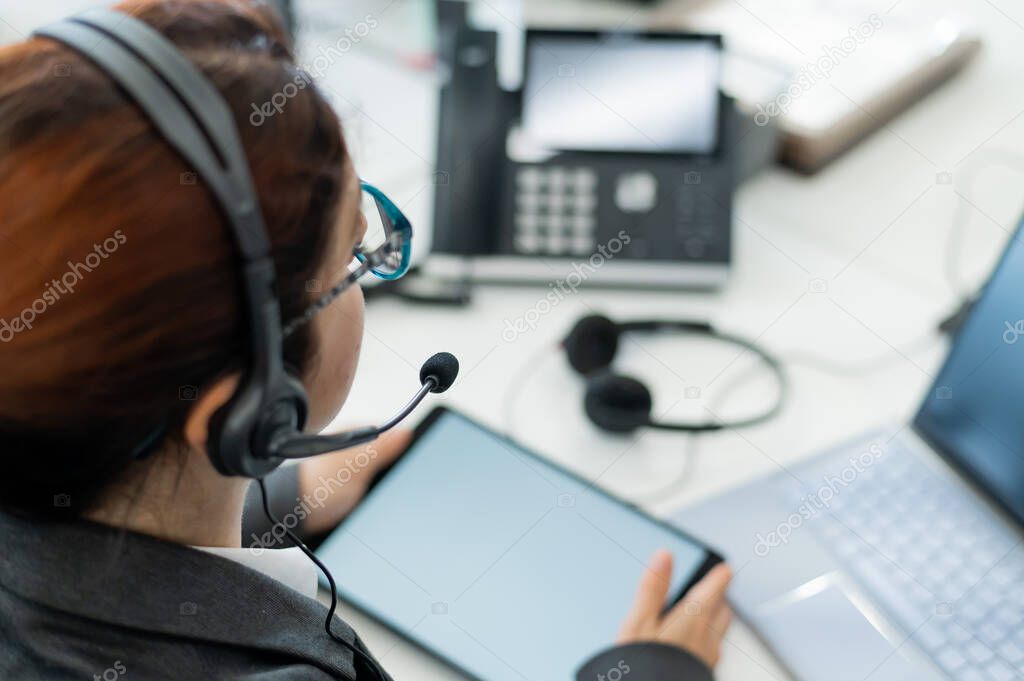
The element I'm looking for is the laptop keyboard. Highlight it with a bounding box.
[804,438,1024,681]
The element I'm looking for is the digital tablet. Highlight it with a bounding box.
[315,407,723,681]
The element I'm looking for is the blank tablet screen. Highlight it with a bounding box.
[316,408,714,681]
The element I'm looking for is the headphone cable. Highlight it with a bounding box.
[256,478,387,681]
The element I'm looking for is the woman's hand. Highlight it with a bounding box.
[617,550,733,669]
[296,428,412,536]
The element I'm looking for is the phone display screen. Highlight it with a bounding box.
[522,32,721,154]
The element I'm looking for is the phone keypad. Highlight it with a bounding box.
[513,166,598,256]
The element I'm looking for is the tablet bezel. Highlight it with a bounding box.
[320,406,724,680]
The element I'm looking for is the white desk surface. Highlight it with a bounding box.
[301,0,1024,679]
[0,0,1017,678]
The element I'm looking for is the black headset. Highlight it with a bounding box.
[563,314,788,433]
[35,8,307,480]
[34,9,458,482]
[34,10,459,679]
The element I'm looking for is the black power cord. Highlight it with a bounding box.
[256,478,387,681]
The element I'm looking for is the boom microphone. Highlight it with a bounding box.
[420,352,459,393]
[271,352,460,459]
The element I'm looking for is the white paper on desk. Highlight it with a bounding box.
[672,0,979,135]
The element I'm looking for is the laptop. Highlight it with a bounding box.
[675,220,1024,681]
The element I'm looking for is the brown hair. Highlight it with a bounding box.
[0,0,347,517]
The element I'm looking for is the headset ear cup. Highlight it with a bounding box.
[281,363,310,430]
[206,388,249,477]
[207,368,309,478]
[583,372,653,433]
[563,314,621,375]
[250,368,309,465]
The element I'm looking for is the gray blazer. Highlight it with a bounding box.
[0,471,713,681]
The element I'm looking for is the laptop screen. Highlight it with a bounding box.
[914,219,1024,526]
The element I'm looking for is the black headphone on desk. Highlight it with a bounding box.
[35,10,456,678]
[563,314,787,433]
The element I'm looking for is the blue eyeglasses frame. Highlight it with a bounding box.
[282,181,412,338]
[357,181,413,281]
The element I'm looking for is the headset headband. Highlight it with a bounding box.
[38,10,269,256]
[35,9,307,477]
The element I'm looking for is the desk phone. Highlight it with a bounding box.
[430,5,741,288]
